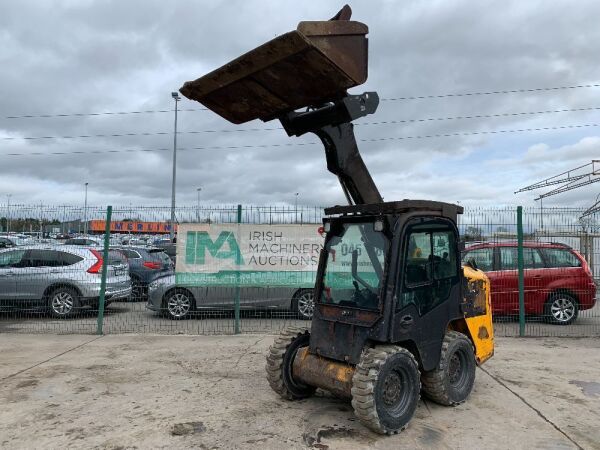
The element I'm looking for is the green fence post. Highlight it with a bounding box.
[234,204,242,334]
[96,205,112,335]
[517,206,525,337]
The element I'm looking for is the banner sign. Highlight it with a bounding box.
[175,224,325,286]
[89,220,175,234]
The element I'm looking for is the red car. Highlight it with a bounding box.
[462,242,596,325]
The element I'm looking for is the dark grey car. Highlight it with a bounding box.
[0,245,131,318]
[146,274,314,320]
[113,246,173,300]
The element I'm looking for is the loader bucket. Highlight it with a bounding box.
[179,5,369,124]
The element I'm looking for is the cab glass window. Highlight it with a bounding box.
[400,223,457,315]
[321,222,388,310]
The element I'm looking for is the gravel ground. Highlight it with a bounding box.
[1,334,599,449]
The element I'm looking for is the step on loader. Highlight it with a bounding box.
[180,4,494,434]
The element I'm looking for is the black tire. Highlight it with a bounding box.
[163,289,195,320]
[131,277,147,302]
[421,331,476,406]
[265,327,316,400]
[351,346,421,434]
[292,289,314,320]
[544,293,579,325]
[48,286,80,319]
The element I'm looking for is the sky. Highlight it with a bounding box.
[1,0,599,210]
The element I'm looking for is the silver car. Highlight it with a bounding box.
[0,245,132,318]
[146,274,315,320]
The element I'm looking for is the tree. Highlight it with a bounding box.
[464,226,484,242]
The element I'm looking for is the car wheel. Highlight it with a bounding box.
[48,287,79,319]
[131,277,146,302]
[293,289,314,320]
[545,293,579,325]
[164,289,195,320]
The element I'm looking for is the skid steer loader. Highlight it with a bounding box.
[180,5,494,434]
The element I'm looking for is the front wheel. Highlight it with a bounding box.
[545,293,578,325]
[163,289,195,320]
[351,346,421,434]
[421,331,476,406]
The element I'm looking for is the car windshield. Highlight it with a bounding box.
[320,222,388,310]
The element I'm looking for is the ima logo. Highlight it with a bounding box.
[185,231,243,265]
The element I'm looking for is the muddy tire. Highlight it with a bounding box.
[351,346,420,434]
[265,327,316,400]
[421,331,476,406]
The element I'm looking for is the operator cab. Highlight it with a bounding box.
[311,200,464,369]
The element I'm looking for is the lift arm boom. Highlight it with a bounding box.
[279,92,382,205]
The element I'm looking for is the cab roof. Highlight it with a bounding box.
[324,200,463,222]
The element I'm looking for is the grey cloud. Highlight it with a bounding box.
[1,0,599,209]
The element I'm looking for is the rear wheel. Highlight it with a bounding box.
[421,331,476,406]
[131,277,146,302]
[265,327,316,400]
[163,289,195,320]
[293,289,314,320]
[351,346,420,434]
[545,293,578,325]
[48,287,79,319]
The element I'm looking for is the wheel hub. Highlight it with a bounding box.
[382,372,403,407]
[551,298,574,322]
[52,293,73,314]
[168,294,190,317]
[298,293,314,317]
[448,353,462,385]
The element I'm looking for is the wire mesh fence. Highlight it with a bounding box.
[0,203,598,337]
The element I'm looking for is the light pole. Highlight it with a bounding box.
[83,182,89,235]
[295,192,299,223]
[197,187,202,222]
[5,194,11,236]
[170,92,181,242]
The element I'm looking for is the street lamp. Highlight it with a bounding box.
[170,91,181,242]
[197,187,202,222]
[83,182,89,235]
[295,192,299,223]
[5,194,11,236]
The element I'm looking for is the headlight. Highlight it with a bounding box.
[148,280,160,290]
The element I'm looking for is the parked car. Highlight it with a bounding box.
[462,242,596,324]
[0,245,132,318]
[0,236,32,247]
[0,237,16,249]
[63,237,102,246]
[113,246,173,300]
[146,274,315,320]
[153,240,177,263]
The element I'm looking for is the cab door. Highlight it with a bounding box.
[391,218,462,371]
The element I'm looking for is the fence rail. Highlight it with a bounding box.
[0,204,598,337]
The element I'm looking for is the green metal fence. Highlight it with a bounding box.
[0,203,598,337]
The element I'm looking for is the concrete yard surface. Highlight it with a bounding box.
[0,334,599,450]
